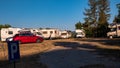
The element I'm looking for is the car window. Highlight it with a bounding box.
[20,33,26,36]
[25,33,33,36]
[19,33,34,36]
[14,34,19,37]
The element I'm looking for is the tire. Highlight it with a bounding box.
[36,39,41,43]
[109,36,113,39]
[18,40,21,44]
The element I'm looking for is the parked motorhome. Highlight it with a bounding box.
[75,29,85,38]
[60,30,72,38]
[40,28,60,39]
[107,24,120,38]
[26,28,44,38]
[0,28,22,41]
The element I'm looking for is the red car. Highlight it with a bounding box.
[13,33,44,43]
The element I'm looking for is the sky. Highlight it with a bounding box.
[0,0,120,30]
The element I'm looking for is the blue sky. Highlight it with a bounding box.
[0,0,120,30]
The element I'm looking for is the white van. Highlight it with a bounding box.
[0,28,22,41]
[60,30,71,38]
[75,29,85,38]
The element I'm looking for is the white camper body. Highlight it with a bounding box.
[107,24,120,38]
[40,28,60,39]
[26,28,44,38]
[75,29,85,38]
[0,28,22,41]
[60,30,71,38]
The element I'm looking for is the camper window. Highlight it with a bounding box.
[36,32,42,35]
[111,28,116,32]
[61,33,67,35]
[118,26,120,30]
[55,31,57,34]
[77,32,84,35]
[43,31,47,34]
[50,31,53,34]
[8,31,13,35]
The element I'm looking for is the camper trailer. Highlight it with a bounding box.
[75,29,85,38]
[107,24,120,38]
[40,28,60,39]
[25,28,44,38]
[60,30,72,38]
[0,28,22,41]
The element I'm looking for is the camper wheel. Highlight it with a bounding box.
[109,36,113,39]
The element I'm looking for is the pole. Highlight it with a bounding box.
[14,61,16,68]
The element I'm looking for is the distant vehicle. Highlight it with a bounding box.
[0,28,22,41]
[107,24,120,39]
[40,28,60,39]
[60,30,72,38]
[12,32,44,43]
[75,29,85,38]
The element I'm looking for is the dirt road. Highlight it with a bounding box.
[39,39,120,68]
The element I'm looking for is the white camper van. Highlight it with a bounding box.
[0,28,22,41]
[60,30,72,38]
[40,28,60,39]
[75,29,85,38]
[107,24,120,38]
[26,28,44,38]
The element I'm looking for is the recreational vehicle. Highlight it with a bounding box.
[107,24,120,38]
[75,29,85,38]
[25,28,44,38]
[0,28,22,41]
[60,30,72,38]
[40,28,60,39]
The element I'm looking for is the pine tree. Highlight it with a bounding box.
[84,0,98,26]
[83,0,110,37]
[97,0,110,37]
[98,0,110,25]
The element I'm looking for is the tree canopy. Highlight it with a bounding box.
[75,0,110,37]
[0,24,11,30]
[75,21,83,29]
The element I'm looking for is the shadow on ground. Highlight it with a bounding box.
[0,53,47,68]
[0,43,48,68]
[54,41,120,61]
[75,38,120,46]
[53,41,120,68]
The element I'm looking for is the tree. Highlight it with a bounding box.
[75,21,83,29]
[83,0,98,37]
[0,24,11,30]
[83,0,110,37]
[98,0,110,24]
[113,16,120,24]
[84,0,98,25]
[97,0,110,37]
